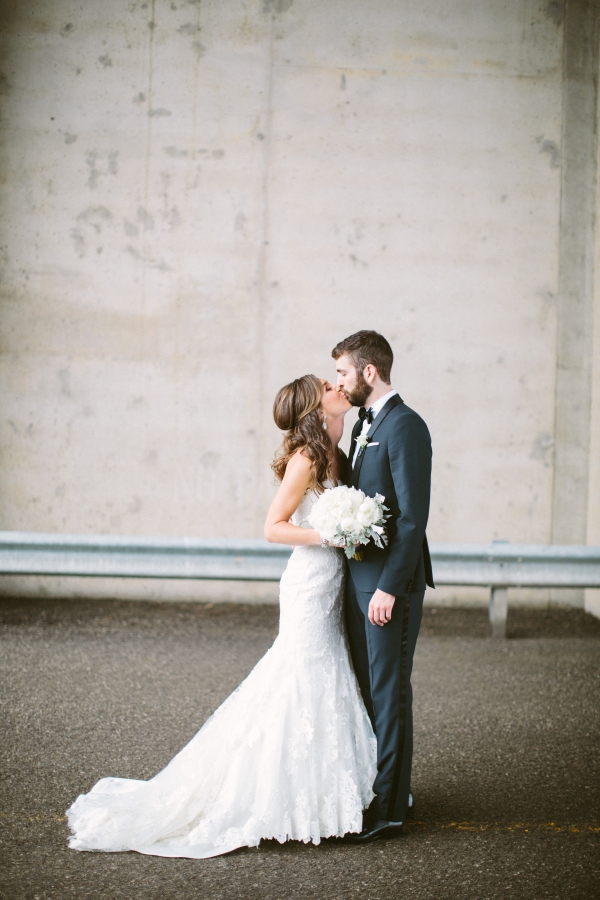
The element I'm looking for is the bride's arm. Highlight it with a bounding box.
[264,451,322,546]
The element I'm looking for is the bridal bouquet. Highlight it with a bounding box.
[308,485,390,560]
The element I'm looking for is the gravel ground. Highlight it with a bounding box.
[1,598,599,900]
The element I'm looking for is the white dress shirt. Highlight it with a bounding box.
[351,389,398,468]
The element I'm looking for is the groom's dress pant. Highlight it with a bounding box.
[345,577,424,824]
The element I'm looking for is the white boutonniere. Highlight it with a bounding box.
[356,434,371,451]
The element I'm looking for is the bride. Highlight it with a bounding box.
[67,374,376,859]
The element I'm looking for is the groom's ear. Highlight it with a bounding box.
[363,363,378,385]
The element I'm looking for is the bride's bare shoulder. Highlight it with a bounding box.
[286,448,312,474]
[281,449,313,492]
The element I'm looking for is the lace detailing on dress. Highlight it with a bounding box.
[290,488,316,528]
[67,489,376,859]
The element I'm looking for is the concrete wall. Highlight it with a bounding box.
[585,13,600,620]
[0,0,598,604]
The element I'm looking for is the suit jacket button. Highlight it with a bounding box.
[406,580,413,593]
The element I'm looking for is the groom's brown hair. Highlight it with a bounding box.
[332,330,393,384]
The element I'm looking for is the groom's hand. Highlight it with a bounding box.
[369,589,396,626]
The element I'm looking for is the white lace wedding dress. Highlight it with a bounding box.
[67,488,377,858]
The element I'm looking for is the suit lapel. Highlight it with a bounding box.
[364,393,403,442]
[351,394,404,486]
[349,417,362,471]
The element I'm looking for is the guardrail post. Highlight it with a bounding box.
[489,586,508,639]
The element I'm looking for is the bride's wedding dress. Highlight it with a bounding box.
[67,488,377,858]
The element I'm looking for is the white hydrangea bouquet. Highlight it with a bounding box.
[308,485,390,560]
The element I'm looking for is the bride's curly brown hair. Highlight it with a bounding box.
[271,374,334,493]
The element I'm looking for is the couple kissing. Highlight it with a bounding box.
[67,329,433,857]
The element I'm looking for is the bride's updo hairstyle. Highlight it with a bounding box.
[271,374,333,492]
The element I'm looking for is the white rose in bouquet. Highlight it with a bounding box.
[308,485,390,560]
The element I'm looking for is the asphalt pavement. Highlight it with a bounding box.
[1,597,599,900]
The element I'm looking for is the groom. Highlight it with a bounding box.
[333,330,434,842]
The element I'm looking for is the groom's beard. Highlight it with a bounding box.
[345,370,372,407]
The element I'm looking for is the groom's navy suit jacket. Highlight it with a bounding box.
[347,394,434,598]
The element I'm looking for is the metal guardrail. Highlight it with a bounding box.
[0,532,291,582]
[1,532,599,638]
[431,541,600,638]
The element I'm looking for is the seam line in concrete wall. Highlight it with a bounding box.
[258,14,276,516]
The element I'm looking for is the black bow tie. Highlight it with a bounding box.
[358,407,374,424]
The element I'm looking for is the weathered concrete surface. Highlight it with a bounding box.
[1,1,598,608]
[585,6,600,620]
[550,0,599,609]
[1,599,599,899]
[552,0,599,548]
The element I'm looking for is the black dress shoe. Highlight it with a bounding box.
[345,819,404,844]
[406,792,415,819]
